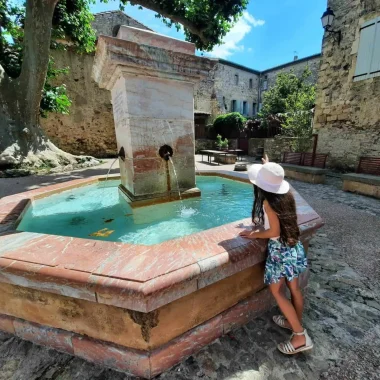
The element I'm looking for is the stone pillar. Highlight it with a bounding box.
[93,26,214,206]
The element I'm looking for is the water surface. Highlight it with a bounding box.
[17,176,253,245]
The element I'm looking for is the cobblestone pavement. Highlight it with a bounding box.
[0,173,380,380]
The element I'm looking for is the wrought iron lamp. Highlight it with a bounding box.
[321,7,341,45]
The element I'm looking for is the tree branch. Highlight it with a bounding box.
[17,0,59,125]
[129,0,208,44]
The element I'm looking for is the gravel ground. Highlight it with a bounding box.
[0,164,380,380]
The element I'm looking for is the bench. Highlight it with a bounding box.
[342,157,380,198]
[282,152,328,169]
[281,152,328,184]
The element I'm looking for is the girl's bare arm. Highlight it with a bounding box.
[240,201,280,239]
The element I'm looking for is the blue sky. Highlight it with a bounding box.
[91,0,327,71]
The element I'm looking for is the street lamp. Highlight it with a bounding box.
[321,7,341,45]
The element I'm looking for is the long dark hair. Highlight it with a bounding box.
[252,187,300,246]
[251,185,264,225]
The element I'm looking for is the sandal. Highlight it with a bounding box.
[273,315,292,331]
[277,329,313,355]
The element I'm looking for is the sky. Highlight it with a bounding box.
[91,0,327,71]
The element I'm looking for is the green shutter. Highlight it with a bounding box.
[370,17,380,75]
[355,19,377,79]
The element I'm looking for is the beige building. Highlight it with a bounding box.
[314,0,380,170]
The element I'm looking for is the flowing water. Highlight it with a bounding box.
[169,157,182,201]
[102,158,118,190]
[17,176,253,245]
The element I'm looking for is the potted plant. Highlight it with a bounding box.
[216,134,229,151]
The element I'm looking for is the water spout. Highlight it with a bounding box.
[159,145,173,161]
[118,147,126,161]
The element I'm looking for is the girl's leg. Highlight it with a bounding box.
[269,279,306,348]
[286,277,304,322]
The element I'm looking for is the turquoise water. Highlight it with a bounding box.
[17,177,253,245]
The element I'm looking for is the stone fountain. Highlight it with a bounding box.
[0,27,324,379]
[93,26,213,207]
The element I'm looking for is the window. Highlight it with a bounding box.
[231,100,237,112]
[234,74,239,85]
[354,17,380,81]
[249,78,253,89]
[252,103,257,116]
[243,101,248,115]
[258,103,263,112]
[223,96,227,110]
[261,75,268,91]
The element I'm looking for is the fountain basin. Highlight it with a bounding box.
[0,171,323,378]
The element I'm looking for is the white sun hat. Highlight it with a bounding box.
[255,162,290,194]
[247,164,262,184]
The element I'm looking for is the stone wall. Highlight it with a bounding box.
[249,137,313,162]
[195,139,216,153]
[92,11,152,36]
[195,139,238,153]
[313,0,380,170]
[41,49,117,157]
[41,12,150,157]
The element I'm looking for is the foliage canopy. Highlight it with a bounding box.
[259,67,316,147]
[213,112,247,138]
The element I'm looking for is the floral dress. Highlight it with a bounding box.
[262,208,307,285]
[264,239,307,285]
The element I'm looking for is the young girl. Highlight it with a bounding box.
[241,162,313,355]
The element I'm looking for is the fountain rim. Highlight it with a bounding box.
[0,171,324,313]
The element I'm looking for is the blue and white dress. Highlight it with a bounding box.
[263,208,307,285]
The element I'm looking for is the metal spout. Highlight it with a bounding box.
[159,145,173,161]
[118,147,126,161]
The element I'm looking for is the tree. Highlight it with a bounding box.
[259,67,315,135]
[0,0,248,172]
[259,67,316,144]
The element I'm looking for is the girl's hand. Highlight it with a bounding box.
[239,230,252,238]
[262,154,269,164]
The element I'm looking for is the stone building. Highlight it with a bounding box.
[314,0,380,169]
[194,60,260,137]
[194,54,321,137]
[41,12,151,157]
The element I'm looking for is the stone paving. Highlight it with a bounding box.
[0,163,379,380]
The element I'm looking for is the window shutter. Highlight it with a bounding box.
[370,18,380,75]
[247,103,250,116]
[355,19,377,78]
